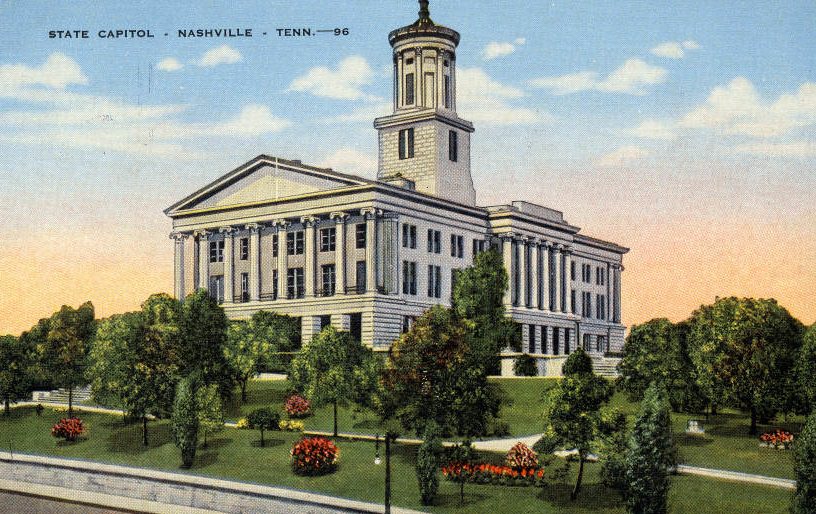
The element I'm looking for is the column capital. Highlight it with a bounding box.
[271,219,290,230]
[360,207,382,219]
[193,229,210,239]
[245,222,263,233]
[219,226,237,235]
[553,243,563,252]
[330,212,349,223]
[300,215,318,227]
[169,231,188,241]
[498,232,516,241]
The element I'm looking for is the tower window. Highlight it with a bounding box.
[405,73,415,105]
[448,130,458,162]
[444,75,451,108]
[398,128,414,159]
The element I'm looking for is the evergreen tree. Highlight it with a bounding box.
[797,325,816,413]
[172,376,199,468]
[178,290,233,399]
[792,411,816,514]
[625,383,676,514]
[416,421,442,506]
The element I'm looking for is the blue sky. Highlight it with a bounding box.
[0,0,814,332]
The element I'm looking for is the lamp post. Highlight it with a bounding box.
[374,432,393,514]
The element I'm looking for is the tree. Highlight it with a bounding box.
[792,411,816,514]
[625,383,676,514]
[172,376,199,468]
[87,313,139,409]
[687,297,804,434]
[380,306,501,438]
[598,408,629,495]
[196,383,224,448]
[416,421,442,506]
[617,318,706,411]
[514,354,538,377]
[797,325,816,413]
[542,348,613,500]
[290,326,376,437]
[247,408,279,447]
[0,335,34,415]
[225,311,300,403]
[178,290,233,398]
[41,302,96,418]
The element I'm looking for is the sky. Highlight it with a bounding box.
[0,0,814,335]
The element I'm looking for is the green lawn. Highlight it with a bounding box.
[0,406,794,514]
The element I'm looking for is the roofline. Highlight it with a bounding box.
[574,233,630,254]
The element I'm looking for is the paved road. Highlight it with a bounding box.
[0,491,132,513]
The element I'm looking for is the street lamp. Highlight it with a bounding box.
[373,432,393,514]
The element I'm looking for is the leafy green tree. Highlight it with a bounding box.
[0,335,34,415]
[246,408,279,447]
[41,302,96,418]
[290,326,376,437]
[416,420,442,506]
[196,383,224,448]
[625,383,676,514]
[19,317,54,391]
[687,297,804,434]
[618,319,706,412]
[514,354,538,377]
[178,290,233,398]
[172,376,199,468]
[87,313,140,407]
[225,312,300,403]
[792,411,816,514]
[542,348,613,500]
[797,325,816,413]
[381,306,501,438]
[598,408,630,495]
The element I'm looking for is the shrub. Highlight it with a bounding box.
[284,393,311,418]
[279,419,305,432]
[505,442,538,469]
[513,354,538,377]
[487,417,511,437]
[792,412,816,514]
[416,422,442,506]
[172,377,198,468]
[235,417,250,429]
[291,437,339,476]
[51,417,85,442]
[247,408,280,447]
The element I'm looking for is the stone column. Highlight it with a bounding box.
[529,239,539,309]
[361,208,377,292]
[519,237,529,308]
[553,244,562,313]
[542,241,551,311]
[614,265,622,323]
[247,223,262,302]
[564,247,573,314]
[274,220,289,299]
[195,230,210,291]
[331,313,351,332]
[331,212,348,295]
[302,216,317,297]
[606,262,612,321]
[220,227,235,304]
[170,232,186,300]
[500,234,514,308]
[301,316,323,345]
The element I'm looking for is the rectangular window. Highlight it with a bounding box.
[272,234,279,257]
[529,325,537,354]
[564,328,571,354]
[444,74,451,109]
[209,275,224,303]
[402,224,417,249]
[427,265,441,298]
[571,290,576,314]
[240,272,249,302]
[402,260,417,295]
[405,73,415,104]
[402,315,416,334]
[287,268,304,299]
[272,270,279,300]
[472,239,486,256]
[583,333,592,351]
[319,227,336,252]
[355,223,366,249]
[449,234,464,258]
[451,269,460,297]
[597,335,607,353]
[321,264,336,296]
[398,128,415,159]
[553,328,560,356]
[448,130,458,162]
[209,240,225,263]
[356,260,367,292]
[542,326,549,354]
[239,238,249,261]
[571,261,576,281]
[287,231,305,255]
[428,229,441,253]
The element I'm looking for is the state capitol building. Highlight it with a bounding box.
[165,1,628,376]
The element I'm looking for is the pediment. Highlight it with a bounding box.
[167,156,369,214]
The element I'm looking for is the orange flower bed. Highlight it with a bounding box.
[291,436,339,476]
[441,462,545,487]
[759,429,794,449]
[51,418,85,442]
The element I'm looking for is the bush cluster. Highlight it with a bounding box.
[279,419,304,432]
[291,437,339,476]
[51,417,85,442]
[505,442,538,469]
[284,394,311,418]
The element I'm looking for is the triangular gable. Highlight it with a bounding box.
[166,155,370,214]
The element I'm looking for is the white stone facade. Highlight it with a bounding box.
[165,3,628,375]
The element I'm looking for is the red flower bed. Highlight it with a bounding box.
[291,437,339,476]
[51,418,85,442]
[505,442,538,469]
[442,462,545,487]
[284,394,311,418]
[759,429,794,449]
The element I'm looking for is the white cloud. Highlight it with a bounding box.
[0,52,87,91]
[481,37,526,61]
[156,57,184,72]
[530,58,667,95]
[682,40,701,50]
[319,147,377,176]
[288,55,377,101]
[630,119,677,140]
[680,77,816,137]
[204,104,291,136]
[595,146,650,167]
[195,45,243,67]
[456,67,550,125]
[735,140,816,157]
[651,42,685,59]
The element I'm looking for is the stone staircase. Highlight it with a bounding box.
[591,357,621,378]
[32,386,92,404]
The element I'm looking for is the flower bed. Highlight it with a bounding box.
[279,419,304,432]
[759,429,794,450]
[442,462,545,487]
[284,394,311,418]
[235,417,250,429]
[505,442,538,469]
[51,417,86,442]
[291,437,339,476]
